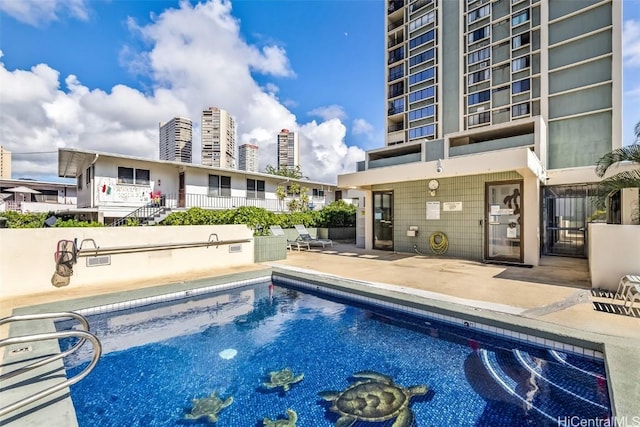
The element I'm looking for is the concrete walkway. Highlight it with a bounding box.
[270,244,639,340]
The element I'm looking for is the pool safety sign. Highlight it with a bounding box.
[442,202,462,212]
[426,201,440,220]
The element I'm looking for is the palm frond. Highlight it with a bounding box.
[598,170,640,192]
[595,143,640,177]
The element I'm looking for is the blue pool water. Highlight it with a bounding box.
[58,280,610,426]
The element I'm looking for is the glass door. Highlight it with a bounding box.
[373,191,393,250]
[486,181,523,263]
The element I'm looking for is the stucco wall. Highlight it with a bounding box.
[0,225,254,299]
[588,223,640,290]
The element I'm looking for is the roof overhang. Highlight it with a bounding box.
[338,147,545,189]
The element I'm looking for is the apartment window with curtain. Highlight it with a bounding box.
[512,32,530,49]
[208,174,231,197]
[512,10,529,27]
[468,69,490,84]
[512,78,530,94]
[512,56,530,72]
[247,179,265,199]
[468,90,490,105]
[512,102,530,117]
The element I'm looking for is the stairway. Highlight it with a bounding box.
[478,347,611,425]
[110,204,172,227]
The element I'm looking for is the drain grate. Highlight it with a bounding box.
[86,255,111,267]
[9,346,32,355]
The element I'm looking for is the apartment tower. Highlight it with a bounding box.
[0,146,11,179]
[201,107,236,169]
[386,0,620,168]
[159,117,193,163]
[277,129,299,170]
[239,143,259,172]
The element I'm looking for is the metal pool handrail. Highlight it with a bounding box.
[0,313,102,417]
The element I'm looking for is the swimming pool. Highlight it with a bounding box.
[58,278,610,426]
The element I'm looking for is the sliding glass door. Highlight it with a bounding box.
[373,191,393,250]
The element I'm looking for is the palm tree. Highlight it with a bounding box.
[594,121,640,220]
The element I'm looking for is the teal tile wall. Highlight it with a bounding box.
[373,171,521,260]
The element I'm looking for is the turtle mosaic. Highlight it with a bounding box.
[318,370,428,427]
[263,408,298,427]
[183,391,233,423]
[263,367,304,392]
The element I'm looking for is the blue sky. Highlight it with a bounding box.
[0,0,638,183]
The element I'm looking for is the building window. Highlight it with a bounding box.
[312,189,325,197]
[467,111,491,126]
[247,179,265,199]
[512,102,530,117]
[85,167,91,185]
[409,48,435,67]
[117,167,150,185]
[117,167,134,184]
[468,26,490,43]
[512,78,530,94]
[78,173,83,190]
[388,46,404,64]
[468,4,490,23]
[389,81,404,98]
[409,105,435,121]
[467,47,490,65]
[208,174,231,197]
[468,69,490,84]
[409,86,435,103]
[388,63,404,81]
[408,124,435,139]
[409,67,435,85]
[512,10,529,27]
[388,98,405,115]
[512,32,530,49]
[135,169,150,185]
[409,11,435,32]
[409,29,435,49]
[468,90,490,105]
[512,56,530,72]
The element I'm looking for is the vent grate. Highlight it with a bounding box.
[86,255,111,267]
[228,244,242,253]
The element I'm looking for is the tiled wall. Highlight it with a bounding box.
[373,171,521,259]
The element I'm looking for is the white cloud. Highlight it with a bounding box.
[0,0,89,27]
[0,0,364,183]
[351,118,374,136]
[623,19,640,67]
[307,105,347,121]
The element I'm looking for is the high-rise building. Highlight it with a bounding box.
[385,0,620,168]
[277,129,299,170]
[338,0,622,263]
[0,146,11,179]
[201,107,236,169]
[239,143,259,172]
[159,117,193,163]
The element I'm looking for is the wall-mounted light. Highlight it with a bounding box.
[436,159,443,174]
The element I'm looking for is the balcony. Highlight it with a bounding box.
[388,0,404,14]
[388,37,404,48]
[388,122,405,133]
[157,193,329,213]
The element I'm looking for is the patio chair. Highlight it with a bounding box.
[623,283,640,315]
[613,274,640,300]
[269,225,310,252]
[294,224,333,248]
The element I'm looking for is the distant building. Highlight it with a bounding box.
[277,129,299,170]
[0,146,11,179]
[201,107,236,169]
[239,143,259,172]
[159,117,193,163]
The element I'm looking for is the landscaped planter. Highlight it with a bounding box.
[254,235,287,262]
[317,227,356,242]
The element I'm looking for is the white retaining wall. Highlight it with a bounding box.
[0,225,254,299]
[588,223,640,291]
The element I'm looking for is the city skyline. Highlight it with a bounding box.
[0,0,639,183]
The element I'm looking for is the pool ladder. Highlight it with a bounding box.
[0,312,102,417]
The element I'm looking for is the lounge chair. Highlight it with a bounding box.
[269,225,310,252]
[294,224,333,248]
[613,274,640,300]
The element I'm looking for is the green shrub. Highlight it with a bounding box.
[1,211,47,228]
[54,219,104,227]
[315,200,356,227]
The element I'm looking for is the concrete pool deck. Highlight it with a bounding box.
[1,243,639,424]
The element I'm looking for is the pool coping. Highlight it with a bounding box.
[1,267,638,425]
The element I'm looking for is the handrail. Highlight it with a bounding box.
[0,312,89,382]
[76,236,251,257]
[0,330,102,417]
